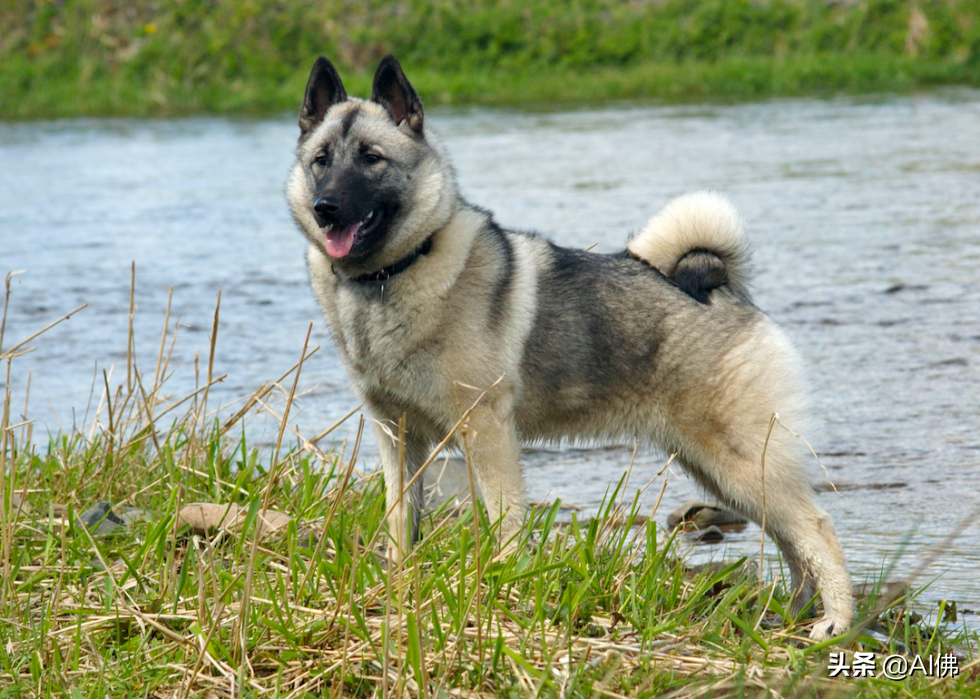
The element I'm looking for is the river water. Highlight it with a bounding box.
[2,91,979,628]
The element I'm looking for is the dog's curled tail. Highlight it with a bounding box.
[628,191,751,303]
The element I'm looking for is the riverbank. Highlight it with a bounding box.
[4,52,978,120]
[0,285,978,697]
[3,0,979,119]
[1,388,977,697]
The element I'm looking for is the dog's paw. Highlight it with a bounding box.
[808,616,847,642]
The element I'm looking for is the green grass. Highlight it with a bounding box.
[2,0,980,120]
[1,278,978,697]
[3,52,978,121]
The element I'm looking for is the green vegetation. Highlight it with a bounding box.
[2,0,979,119]
[1,277,978,697]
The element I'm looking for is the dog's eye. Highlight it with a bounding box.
[314,154,328,168]
[364,153,382,165]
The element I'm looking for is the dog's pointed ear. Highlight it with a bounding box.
[299,56,347,138]
[371,55,424,135]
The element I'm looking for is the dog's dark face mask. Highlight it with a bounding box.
[309,145,402,262]
[297,55,426,267]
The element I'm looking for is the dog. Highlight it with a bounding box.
[286,54,853,640]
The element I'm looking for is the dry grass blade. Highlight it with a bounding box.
[0,270,26,359]
[127,261,136,394]
[309,402,361,445]
[152,286,174,404]
[759,412,776,597]
[0,303,88,361]
[217,346,320,437]
[145,374,228,425]
[200,290,221,431]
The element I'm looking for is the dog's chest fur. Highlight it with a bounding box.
[308,252,436,392]
[305,215,544,434]
[306,239,508,429]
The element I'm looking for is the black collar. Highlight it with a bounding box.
[344,237,433,284]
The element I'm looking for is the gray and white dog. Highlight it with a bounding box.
[287,55,853,639]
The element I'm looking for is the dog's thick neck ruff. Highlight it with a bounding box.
[335,235,433,284]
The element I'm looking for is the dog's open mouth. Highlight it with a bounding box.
[324,207,383,258]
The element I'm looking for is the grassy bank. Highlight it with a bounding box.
[2,0,980,120]
[1,281,979,697]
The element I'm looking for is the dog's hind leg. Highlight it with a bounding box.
[771,501,853,641]
[771,534,816,617]
[767,499,853,640]
[374,420,429,564]
[665,315,854,638]
[681,442,854,640]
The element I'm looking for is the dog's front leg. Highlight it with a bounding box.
[461,401,526,550]
[374,420,429,564]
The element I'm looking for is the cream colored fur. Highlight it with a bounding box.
[629,191,751,296]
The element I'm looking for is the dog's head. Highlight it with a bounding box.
[287,55,456,276]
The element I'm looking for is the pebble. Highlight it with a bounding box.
[687,524,725,543]
[116,507,154,526]
[76,501,125,535]
[666,500,747,530]
[176,502,293,539]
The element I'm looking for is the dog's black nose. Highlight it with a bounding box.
[313,197,341,218]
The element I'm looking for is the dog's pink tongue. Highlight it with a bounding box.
[325,223,360,258]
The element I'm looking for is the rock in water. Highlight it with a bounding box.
[667,500,747,530]
[687,525,725,544]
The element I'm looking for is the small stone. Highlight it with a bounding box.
[176,502,294,539]
[116,507,154,526]
[177,503,243,535]
[667,500,747,530]
[852,579,910,602]
[255,509,293,536]
[76,501,124,536]
[687,525,724,544]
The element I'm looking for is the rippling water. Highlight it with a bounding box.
[2,91,979,624]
